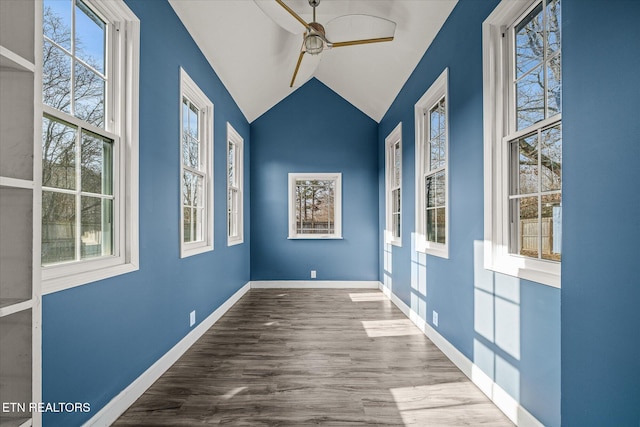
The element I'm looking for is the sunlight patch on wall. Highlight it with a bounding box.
[473,240,521,361]
[410,233,427,297]
[472,240,523,421]
[384,243,393,274]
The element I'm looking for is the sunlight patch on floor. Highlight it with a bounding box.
[222,386,247,400]
[391,382,513,426]
[361,319,423,338]
[349,292,388,302]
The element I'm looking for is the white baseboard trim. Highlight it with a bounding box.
[83,282,251,427]
[378,282,544,427]
[250,280,380,289]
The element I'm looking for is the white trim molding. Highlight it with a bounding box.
[250,281,379,289]
[83,282,250,427]
[379,282,544,427]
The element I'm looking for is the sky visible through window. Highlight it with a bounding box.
[44,0,105,73]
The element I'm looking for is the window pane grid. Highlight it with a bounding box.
[227,127,243,244]
[228,187,239,238]
[42,113,115,265]
[508,121,561,261]
[423,95,446,246]
[507,0,562,263]
[43,0,108,129]
[427,97,446,172]
[182,97,201,170]
[385,125,402,245]
[392,188,401,238]
[425,171,446,244]
[295,180,335,235]
[512,0,562,132]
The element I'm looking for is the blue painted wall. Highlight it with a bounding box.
[562,0,640,425]
[41,1,251,425]
[377,1,560,425]
[38,0,640,425]
[250,79,379,281]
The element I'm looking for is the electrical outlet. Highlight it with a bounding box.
[432,311,439,327]
[311,270,317,279]
[190,310,196,327]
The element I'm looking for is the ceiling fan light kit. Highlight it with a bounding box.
[255,0,397,87]
[304,22,326,55]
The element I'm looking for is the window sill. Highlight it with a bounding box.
[288,236,343,240]
[43,261,139,295]
[180,243,214,259]
[485,251,561,288]
[384,231,402,247]
[227,238,244,247]
[415,234,448,259]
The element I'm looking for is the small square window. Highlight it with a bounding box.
[288,173,342,239]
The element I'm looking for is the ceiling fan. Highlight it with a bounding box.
[255,0,397,87]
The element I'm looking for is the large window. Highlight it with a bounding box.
[415,69,449,258]
[385,123,402,246]
[483,0,562,287]
[41,0,139,292]
[288,173,342,239]
[227,123,244,246]
[180,68,213,258]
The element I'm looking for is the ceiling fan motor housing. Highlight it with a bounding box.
[305,22,325,55]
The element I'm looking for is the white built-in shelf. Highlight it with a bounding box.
[0,177,34,189]
[0,46,35,73]
[0,299,33,318]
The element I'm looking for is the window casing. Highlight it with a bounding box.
[415,69,449,258]
[227,122,243,246]
[180,68,213,258]
[483,0,562,287]
[385,123,402,246]
[288,173,342,239]
[41,0,139,293]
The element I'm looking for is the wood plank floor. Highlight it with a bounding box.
[114,289,514,426]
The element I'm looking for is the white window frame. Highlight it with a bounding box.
[384,123,402,247]
[226,122,244,246]
[179,68,214,258]
[415,69,449,258]
[483,0,561,288]
[41,0,140,294]
[288,173,342,239]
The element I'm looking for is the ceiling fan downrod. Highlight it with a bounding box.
[304,0,324,55]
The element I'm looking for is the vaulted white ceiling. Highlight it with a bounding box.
[168,0,458,123]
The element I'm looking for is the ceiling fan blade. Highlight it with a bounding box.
[290,47,321,87]
[325,14,396,45]
[290,51,306,87]
[253,0,309,34]
[330,36,394,48]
